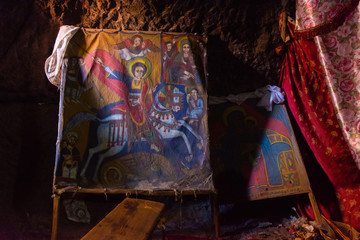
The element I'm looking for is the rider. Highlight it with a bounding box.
[126,60,160,152]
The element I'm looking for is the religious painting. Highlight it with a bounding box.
[209,100,311,200]
[54,29,212,191]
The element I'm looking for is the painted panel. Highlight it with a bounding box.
[209,100,310,200]
[54,29,212,191]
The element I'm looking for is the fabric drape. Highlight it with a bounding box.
[279,0,360,228]
[295,0,360,228]
[295,0,360,167]
[277,12,360,224]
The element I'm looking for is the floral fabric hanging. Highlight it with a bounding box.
[292,0,360,228]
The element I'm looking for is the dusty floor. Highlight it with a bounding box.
[0,193,327,240]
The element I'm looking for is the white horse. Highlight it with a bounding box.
[64,112,128,182]
[64,87,204,183]
[148,91,204,163]
[83,113,128,182]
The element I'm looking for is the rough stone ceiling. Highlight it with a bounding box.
[0,0,294,101]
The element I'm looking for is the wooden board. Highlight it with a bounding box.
[81,198,164,240]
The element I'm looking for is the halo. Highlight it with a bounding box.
[176,36,193,53]
[126,57,152,79]
[244,116,258,127]
[222,105,247,128]
[66,131,78,140]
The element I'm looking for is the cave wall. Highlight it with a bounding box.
[0,0,294,235]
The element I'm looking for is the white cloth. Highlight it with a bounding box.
[209,85,285,111]
[254,85,285,111]
[44,25,80,87]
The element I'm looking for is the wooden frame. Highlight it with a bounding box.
[208,100,322,226]
[51,188,219,240]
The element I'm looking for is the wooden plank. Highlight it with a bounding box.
[81,198,164,240]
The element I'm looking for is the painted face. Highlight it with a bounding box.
[166,43,172,51]
[191,89,198,99]
[68,136,77,145]
[182,43,190,54]
[172,105,181,112]
[134,66,145,80]
[133,37,142,47]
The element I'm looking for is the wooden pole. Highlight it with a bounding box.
[54,187,216,196]
[210,193,220,238]
[51,194,60,240]
[308,191,321,224]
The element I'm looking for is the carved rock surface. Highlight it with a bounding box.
[0,0,292,98]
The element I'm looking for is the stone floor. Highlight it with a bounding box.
[0,193,328,240]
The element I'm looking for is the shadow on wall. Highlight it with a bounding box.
[206,35,263,97]
[15,103,58,221]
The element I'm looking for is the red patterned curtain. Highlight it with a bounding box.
[294,0,360,229]
[277,12,360,226]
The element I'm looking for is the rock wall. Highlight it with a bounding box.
[0,0,294,237]
[1,0,294,99]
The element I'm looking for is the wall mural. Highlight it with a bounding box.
[54,29,212,191]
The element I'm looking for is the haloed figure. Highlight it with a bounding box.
[59,131,80,181]
[174,39,197,84]
[127,62,148,124]
[184,88,204,125]
[113,35,160,61]
[128,35,146,55]
[127,61,160,152]
[129,64,145,107]
[163,40,176,61]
